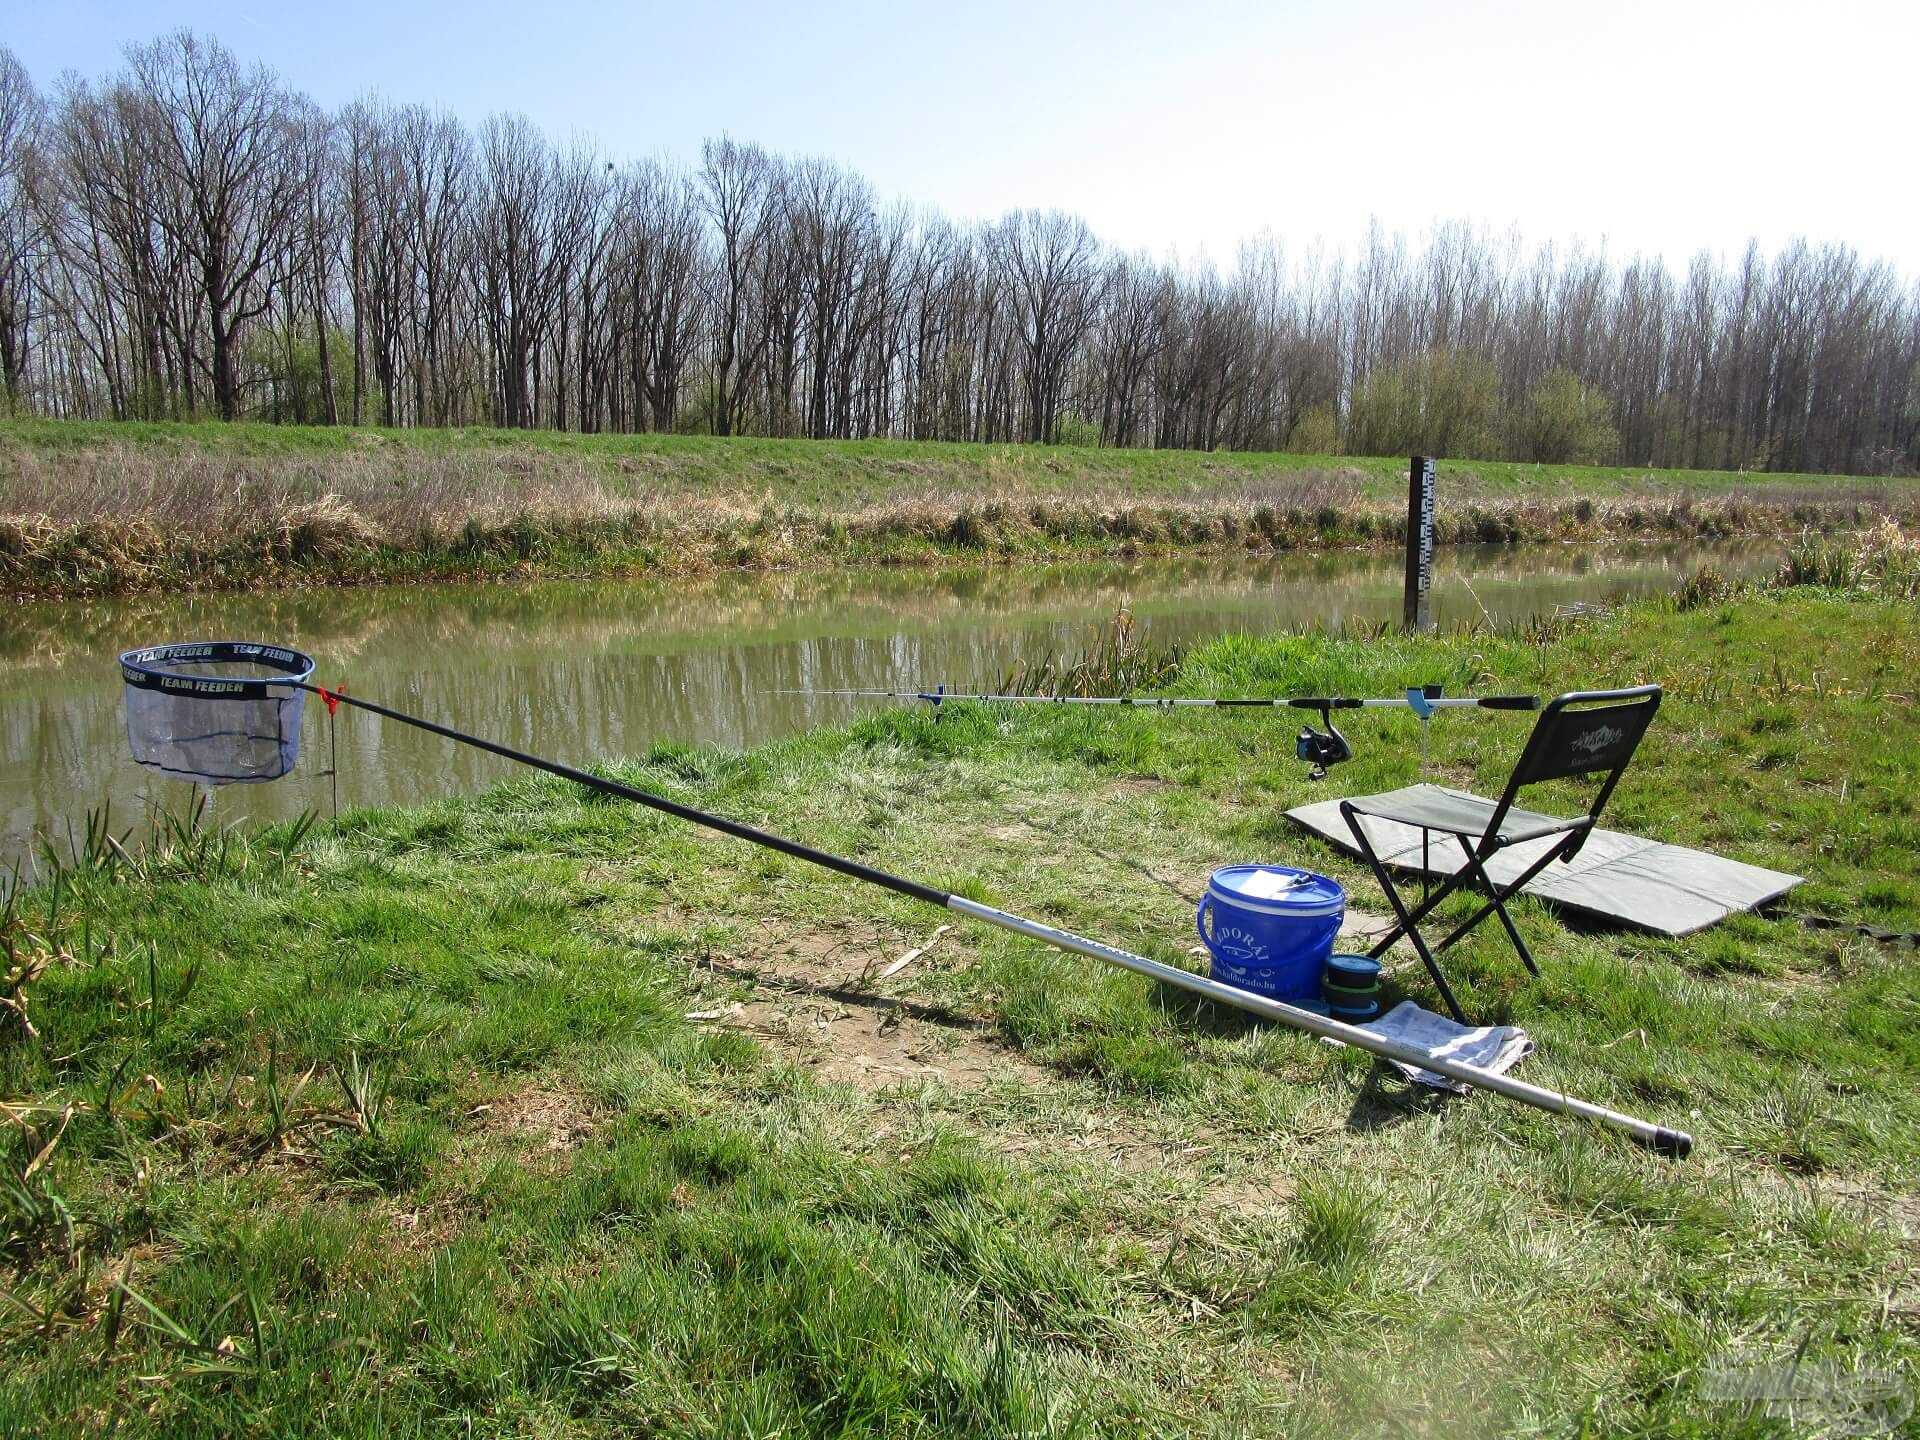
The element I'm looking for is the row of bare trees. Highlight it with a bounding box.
[2,34,1916,473]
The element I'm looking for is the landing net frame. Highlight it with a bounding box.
[119,640,315,785]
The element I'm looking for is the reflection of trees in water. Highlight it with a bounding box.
[2,540,1775,671]
[3,539,1780,860]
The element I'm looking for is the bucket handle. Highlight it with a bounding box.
[1195,892,1212,949]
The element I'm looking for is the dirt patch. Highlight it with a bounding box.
[1339,906,1399,944]
[468,1083,599,1153]
[731,987,1050,1092]
[386,1195,469,1254]
[685,916,1300,1211]
[1005,806,1201,902]
[1895,1191,1920,1241]
[695,919,1054,1093]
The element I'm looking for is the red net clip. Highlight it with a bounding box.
[317,685,341,716]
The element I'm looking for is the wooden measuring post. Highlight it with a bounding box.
[1404,455,1436,631]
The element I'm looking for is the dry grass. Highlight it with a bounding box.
[3,440,1913,598]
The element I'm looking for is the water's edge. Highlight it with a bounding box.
[2,540,1780,862]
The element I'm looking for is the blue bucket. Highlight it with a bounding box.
[1196,864,1345,1002]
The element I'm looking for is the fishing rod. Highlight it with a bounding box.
[285,676,1686,1157]
[778,685,1543,779]
[776,686,1543,712]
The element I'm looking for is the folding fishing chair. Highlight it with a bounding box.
[1339,685,1662,1021]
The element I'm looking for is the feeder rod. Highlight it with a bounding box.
[294,682,1687,1159]
[777,688,1541,711]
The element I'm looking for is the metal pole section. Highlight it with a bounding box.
[777,689,1540,712]
[1405,455,1436,632]
[947,895,1691,1158]
[292,681,1689,1158]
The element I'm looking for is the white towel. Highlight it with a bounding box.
[1352,1000,1534,1093]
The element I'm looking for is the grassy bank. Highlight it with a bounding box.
[3,558,1918,1434]
[4,420,1915,598]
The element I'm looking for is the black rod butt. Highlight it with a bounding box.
[1648,1127,1693,1159]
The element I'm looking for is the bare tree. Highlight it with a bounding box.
[0,47,44,408]
[610,159,702,432]
[126,31,303,420]
[473,112,558,428]
[995,210,1102,443]
[8,36,1920,473]
[697,136,773,437]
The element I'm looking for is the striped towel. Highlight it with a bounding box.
[1358,1000,1534,1094]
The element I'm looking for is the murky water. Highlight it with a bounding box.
[2,541,1778,863]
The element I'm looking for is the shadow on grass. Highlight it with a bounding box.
[1149,975,1464,1136]
[704,953,999,1035]
[1342,1068,1454,1135]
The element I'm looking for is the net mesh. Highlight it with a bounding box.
[120,642,314,785]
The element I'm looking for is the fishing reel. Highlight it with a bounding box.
[1295,703,1352,780]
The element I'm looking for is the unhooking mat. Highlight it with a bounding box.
[1286,790,1802,937]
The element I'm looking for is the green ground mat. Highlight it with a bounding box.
[1286,791,1802,937]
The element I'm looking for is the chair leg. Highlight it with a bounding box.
[1342,805,1467,1023]
[1448,838,1538,976]
[1430,835,1580,976]
[1357,829,1475,955]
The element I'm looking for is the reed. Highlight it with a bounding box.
[1776,518,1920,599]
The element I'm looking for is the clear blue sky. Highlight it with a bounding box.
[8,0,1916,272]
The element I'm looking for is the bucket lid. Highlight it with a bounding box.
[1206,865,1344,916]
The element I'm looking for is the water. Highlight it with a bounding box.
[1,540,1777,863]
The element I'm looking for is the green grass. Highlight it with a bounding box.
[5,416,1913,507]
[3,576,1918,1435]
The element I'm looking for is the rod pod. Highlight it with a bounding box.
[296,682,1691,1158]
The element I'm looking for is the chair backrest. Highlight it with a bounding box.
[1484,686,1662,852]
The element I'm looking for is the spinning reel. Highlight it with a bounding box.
[1295,702,1352,780]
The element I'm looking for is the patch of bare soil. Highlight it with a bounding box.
[467,1083,599,1154]
[1892,1192,1920,1325]
[386,1196,469,1254]
[691,917,1302,1215]
[984,822,1037,846]
[696,919,1052,1093]
[1004,805,1202,902]
[1340,905,1400,945]
[740,989,1046,1091]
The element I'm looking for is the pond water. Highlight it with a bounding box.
[2,540,1779,864]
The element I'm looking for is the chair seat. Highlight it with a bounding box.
[1343,784,1586,846]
